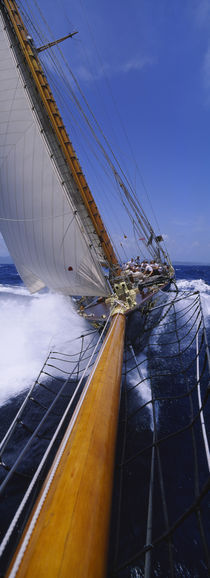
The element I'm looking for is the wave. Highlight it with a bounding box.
[0,287,87,405]
[127,355,154,431]
[0,284,36,297]
[1,274,209,407]
[176,278,210,321]
[176,278,210,293]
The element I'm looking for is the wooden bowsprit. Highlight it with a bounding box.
[7,314,125,578]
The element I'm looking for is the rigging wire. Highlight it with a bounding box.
[109,289,210,576]
[18,0,169,263]
[0,319,111,560]
[77,0,136,189]
[19,4,132,257]
[78,0,168,251]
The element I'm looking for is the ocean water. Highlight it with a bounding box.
[0,263,210,576]
[0,264,88,405]
[1,263,210,406]
[109,264,210,578]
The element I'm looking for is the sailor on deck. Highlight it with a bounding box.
[144,263,153,277]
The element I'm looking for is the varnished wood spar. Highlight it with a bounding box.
[8,314,126,578]
[2,0,119,270]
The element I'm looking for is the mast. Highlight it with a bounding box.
[1,0,119,271]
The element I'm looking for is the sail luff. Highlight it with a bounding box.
[2,0,118,270]
[0,5,111,296]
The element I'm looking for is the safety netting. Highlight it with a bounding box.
[0,322,109,575]
[108,288,210,577]
[0,290,209,577]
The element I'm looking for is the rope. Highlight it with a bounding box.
[6,314,114,577]
[1,288,209,576]
[108,289,210,577]
[17,0,169,263]
[0,320,110,564]
[196,325,210,471]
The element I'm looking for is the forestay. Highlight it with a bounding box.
[0,11,109,296]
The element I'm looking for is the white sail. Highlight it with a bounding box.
[0,11,109,296]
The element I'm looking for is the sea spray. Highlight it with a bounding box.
[127,354,154,431]
[176,278,210,322]
[0,287,87,405]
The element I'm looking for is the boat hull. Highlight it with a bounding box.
[79,276,173,336]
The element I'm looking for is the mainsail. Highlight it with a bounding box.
[0,3,116,296]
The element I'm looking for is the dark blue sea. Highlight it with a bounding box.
[0,263,209,576]
[1,263,210,403]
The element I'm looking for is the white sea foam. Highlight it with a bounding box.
[0,284,34,297]
[176,277,210,294]
[132,276,210,430]
[176,278,210,322]
[128,355,154,430]
[1,274,210,409]
[0,286,87,405]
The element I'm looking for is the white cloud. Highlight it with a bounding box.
[172,215,208,231]
[77,55,153,83]
[202,42,210,91]
[76,64,94,83]
[117,56,154,74]
[162,233,168,241]
[193,1,210,102]
[172,219,192,227]
[194,0,210,28]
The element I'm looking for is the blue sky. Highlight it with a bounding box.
[1,0,210,263]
